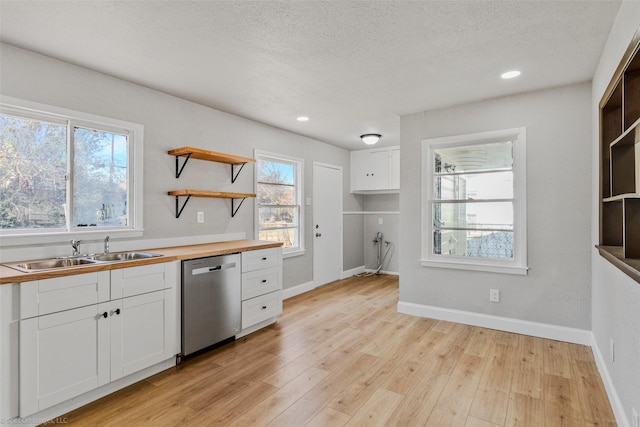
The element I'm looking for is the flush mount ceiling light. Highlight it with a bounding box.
[501,70,521,79]
[296,116,309,122]
[360,133,381,145]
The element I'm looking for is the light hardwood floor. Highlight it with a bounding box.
[63,274,616,426]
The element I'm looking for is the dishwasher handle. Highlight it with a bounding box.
[191,262,236,276]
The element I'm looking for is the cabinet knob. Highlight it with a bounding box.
[261,279,267,283]
[112,308,121,316]
[102,312,108,319]
[262,305,267,310]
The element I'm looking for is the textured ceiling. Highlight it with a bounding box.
[0,1,622,150]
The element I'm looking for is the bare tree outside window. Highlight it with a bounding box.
[0,112,132,232]
[256,156,300,250]
[0,115,67,229]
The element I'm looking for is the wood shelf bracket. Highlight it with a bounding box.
[231,197,248,217]
[231,162,247,183]
[174,195,192,218]
[174,153,193,178]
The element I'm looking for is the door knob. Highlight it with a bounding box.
[316,233,322,237]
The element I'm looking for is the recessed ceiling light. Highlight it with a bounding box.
[501,70,521,79]
[296,116,309,122]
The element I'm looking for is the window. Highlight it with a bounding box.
[255,151,304,256]
[422,128,527,275]
[0,97,143,243]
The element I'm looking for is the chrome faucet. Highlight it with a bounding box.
[70,239,82,256]
[104,236,110,254]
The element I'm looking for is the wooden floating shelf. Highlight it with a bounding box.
[168,190,256,218]
[168,146,256,181]
[168,147,256,165]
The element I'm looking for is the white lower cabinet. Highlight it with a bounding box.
[20,303,110,417]
[18,262,178,418]
[110,288,175,382]
[240,248,283,334]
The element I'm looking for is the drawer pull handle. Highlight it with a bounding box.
[262,305,267,310]
[262,257,267,260]
[262,279,267,283]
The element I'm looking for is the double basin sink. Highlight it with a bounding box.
[6,251,162,273]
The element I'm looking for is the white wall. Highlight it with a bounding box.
[399,82,593,330]
[591,2,640,425]
[0,43,364,290]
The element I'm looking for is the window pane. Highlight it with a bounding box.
[257,183,294,205]
[73,127,128,227]
[0,114,67,229]
[259,206,297,229]
[433,229,513,260]
[259,228,297,248]
[434,141,512,173]
[257,160,294,185]
[434,201,513,230]
[435,171,513,200]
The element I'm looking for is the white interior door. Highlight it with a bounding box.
[313,162,343,287]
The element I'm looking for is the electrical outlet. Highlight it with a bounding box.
[610,339,615,362]
[378,218,383,225]
[197,211,204,223]
[489,289,500,303]
[632,407,638,427]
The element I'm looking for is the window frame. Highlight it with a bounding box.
[254,150,305,258]
[421,127,528,275]
[0,96,144,246]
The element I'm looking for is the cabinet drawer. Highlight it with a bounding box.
[110,263,168,299]
[241,291,282,329]
[20,272,110,319]
[241,248,282,272]
[242,266,281,300]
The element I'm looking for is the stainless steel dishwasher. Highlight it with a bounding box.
[181,254,241,358]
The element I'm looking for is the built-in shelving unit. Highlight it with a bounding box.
[168,147,256,218]
[598,27,640,284]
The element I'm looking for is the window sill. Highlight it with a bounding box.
[596,245,640,285]
[283,249,305,259]
[0,229,144,247]
[420,259,528,275]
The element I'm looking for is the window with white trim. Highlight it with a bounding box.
[0,97,143,241]
[422,128,527,275]
[255,151,304,255]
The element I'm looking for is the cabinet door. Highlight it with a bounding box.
[367,149,391,189]
[110,289,175,381]
[242,266,281,300]
[350,149,369,191]
[351,148,391,191]
[20,303,109,417]
[241,290,282,330]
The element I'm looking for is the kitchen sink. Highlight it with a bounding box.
[6,257,99,273]
[4,251,163,273]
[85,251,162,262]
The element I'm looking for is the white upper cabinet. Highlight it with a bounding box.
[350,146,400,193]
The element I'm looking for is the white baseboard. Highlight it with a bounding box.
[342,266,365,279]
[590,334,630,427]
[282,281,316,300]
[397,301,592,345]
[364,268,399,276]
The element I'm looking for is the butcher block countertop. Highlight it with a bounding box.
[0,239,282,285]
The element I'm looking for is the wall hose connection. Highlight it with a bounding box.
[357,231,392,276]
